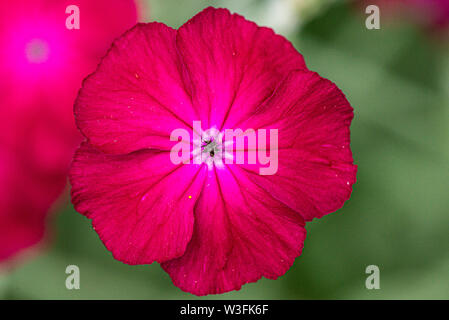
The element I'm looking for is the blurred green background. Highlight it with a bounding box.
[1,0,448,299]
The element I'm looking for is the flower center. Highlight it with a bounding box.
[25,39,50,64]
[202,138,218,158]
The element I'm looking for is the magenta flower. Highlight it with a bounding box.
[0,0,138,263]
[70,7,357,295]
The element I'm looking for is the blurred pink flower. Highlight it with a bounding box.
[0,0,139,263]
[70,8,357,295]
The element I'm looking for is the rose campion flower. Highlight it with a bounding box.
[70,7,357,295]
[0,0,139,263]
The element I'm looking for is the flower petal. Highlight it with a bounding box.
[162,167,306,295]
[238,70,357,221]
[0,149,47,261]
[70,142,207,264]
[75,23,196,154]
[176,7,307,131]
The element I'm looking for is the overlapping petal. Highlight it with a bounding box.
[237,70,357,221]
[75,23,196,154]
[176,7,307,130]
[75,8,308,154]
[162,167,306,295]
[70,143,206,264]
